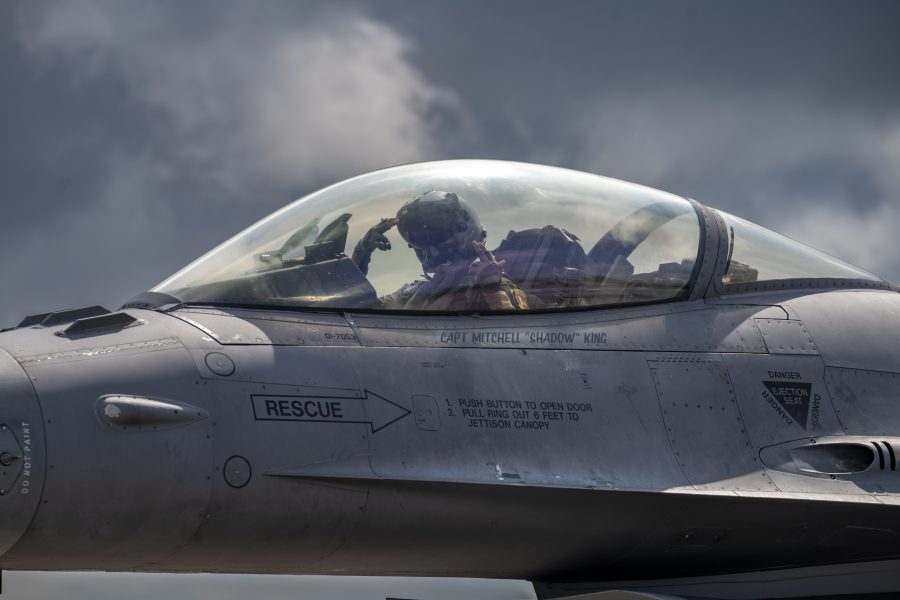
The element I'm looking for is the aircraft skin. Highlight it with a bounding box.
[1,162,899,599]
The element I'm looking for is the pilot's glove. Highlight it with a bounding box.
[352,217,399,275]
[468,241,505,287]
[468,242,528,310]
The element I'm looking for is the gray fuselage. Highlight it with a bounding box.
[2,287,900,589]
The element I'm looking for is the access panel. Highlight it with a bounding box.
[650,354,776,492]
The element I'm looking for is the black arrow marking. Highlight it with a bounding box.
[251,389,411,433]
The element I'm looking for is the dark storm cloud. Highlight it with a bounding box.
[3,0,899,330]
[2,0,467,325]
[365,0,900,275]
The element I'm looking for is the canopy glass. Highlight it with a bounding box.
[154,161,704,311]
[719,211,881,285]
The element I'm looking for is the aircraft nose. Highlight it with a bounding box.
[0,347,44,558]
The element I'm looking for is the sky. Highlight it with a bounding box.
[1,1,899,597]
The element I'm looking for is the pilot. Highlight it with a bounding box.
[351,191,528,311]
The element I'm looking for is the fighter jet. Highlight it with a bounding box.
[1,160,899,600]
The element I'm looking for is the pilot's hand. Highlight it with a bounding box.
[352,217,399,275]
[361,217,399,253]
[469,241,505,286]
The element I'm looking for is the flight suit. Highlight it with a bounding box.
[380,261,528,311]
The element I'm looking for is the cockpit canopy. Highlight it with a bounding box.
[152,160,882,313]
[718,211,878,284]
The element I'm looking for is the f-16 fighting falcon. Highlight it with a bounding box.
[2,160,900,599]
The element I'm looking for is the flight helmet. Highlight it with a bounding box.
[396,190,486,271]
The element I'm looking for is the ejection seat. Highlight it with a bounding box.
[492,225,587,309]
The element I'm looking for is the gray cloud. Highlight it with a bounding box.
[357,1,900,279]
[4,0,465,324]
[546,92,900,278]
[4,0,899,308]
[372,0,900,279]
[17,1,460,190]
